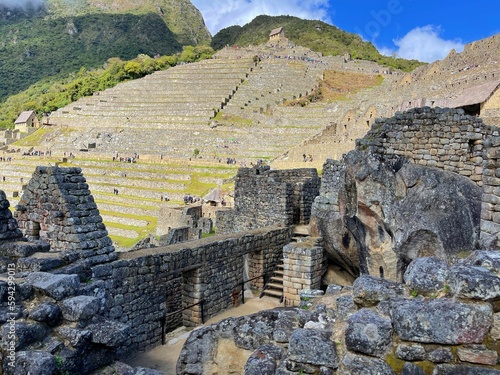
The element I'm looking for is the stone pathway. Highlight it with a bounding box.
[125,294,282,374]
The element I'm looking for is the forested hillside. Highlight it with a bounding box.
[211,15,424,72]
[0,0,210,101]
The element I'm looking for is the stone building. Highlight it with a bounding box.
[14,166,115,267]
[269,27,284,41]
[216,165,321,234]
[14,110,39,133]
[156,204,205,245]
[450,79,500,117]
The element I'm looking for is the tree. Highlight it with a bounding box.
[124,61,142,78]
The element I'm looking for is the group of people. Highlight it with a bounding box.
[183,195,200,205]
[113,188,119,195]
[23,150,51,157]
[0,156,12,162]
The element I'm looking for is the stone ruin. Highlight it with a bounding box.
[1,107,500,374]
[177,107,500,374]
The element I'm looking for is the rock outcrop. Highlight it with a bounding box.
[311,148,482,281]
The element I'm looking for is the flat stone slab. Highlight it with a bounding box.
[25,272,80,301]
[86,320,131,347]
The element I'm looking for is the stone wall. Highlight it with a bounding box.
[91,226,292,355]
[282,237,326,307]
[357,107,499,185]
[481,136,500,245]
[13,167,115,267]
[217,166,320,234]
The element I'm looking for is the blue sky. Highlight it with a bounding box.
[191,0,500,63]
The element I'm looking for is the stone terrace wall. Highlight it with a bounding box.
[217,166,320,234]
[357,107,500,186]
[91,226,292,355]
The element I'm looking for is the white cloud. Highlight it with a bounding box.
[191,0,331,35]
[381,25,464,63]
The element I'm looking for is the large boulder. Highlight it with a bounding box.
[390,298,492,344]
[311,149,481,280]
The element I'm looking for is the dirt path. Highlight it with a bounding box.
[125,295,282,374]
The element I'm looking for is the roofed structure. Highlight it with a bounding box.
[450,80,500,116]
[269,27,284,41]
[14,110,39,132]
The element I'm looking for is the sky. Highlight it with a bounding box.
[190,0,500,63]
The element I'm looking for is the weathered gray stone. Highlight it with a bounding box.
[448,265,500,301]
[55,326,92,347]
[336,295,357,320]
[403,257,449,294]
[86,320,131,348]
[427,347,454,363]
[9,350,57,375]
[61,295,100,321]
[345,308,393,357]
[353,275,406,306]
[176,326,218,375]
[432,364,500,374]
[0,321,47,350]
[25,272,80,301]
[341,352,395,375]
[391,298,492,344]
[491,312,500,340]
[29,302,62,326]
[272,309,300,343]
[244,344,285,375]
[402,362,426,375]
[288,328,338,368]
[233,310,275,350]
[312,148,482,280]
[132,367,165,375]
[396,344,426,361]
[460,250,500,275]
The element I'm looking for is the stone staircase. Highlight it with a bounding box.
[260,225,311,301]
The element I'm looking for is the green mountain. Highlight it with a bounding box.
[211,15,423,72]
[0,0,211,101]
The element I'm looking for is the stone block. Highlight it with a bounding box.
[457,345,498,365]
[448,265,500,301]
[10,351,57,375]
[61,295,100,321]
[25,272,80,301]
[341,353,395,375]
[433,364,500,374]
[288,328,338,368]
[391,298,492,344]
[353,275,406,307]
[86,320,131,347]
[345,308,393,357]
[395,344,426,361]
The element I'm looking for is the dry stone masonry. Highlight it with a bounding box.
[14,166,116,268]
[178,252,500,374]
[217,166,320,234]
